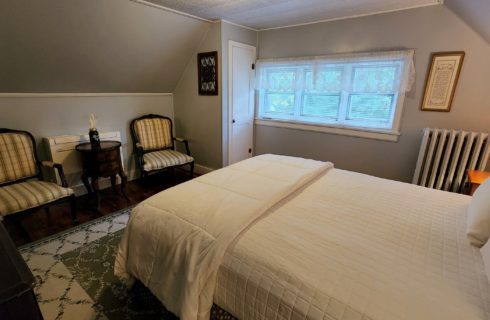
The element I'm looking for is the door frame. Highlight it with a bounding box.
[227,40,257,165]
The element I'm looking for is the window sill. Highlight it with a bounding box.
[254,118,400,142]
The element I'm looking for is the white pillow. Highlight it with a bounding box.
[467,178,490,247]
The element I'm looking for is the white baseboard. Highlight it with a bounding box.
[194,164,214,175]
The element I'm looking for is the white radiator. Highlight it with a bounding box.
[412,128,490,193]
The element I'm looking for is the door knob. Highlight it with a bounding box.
[232,119,236,123]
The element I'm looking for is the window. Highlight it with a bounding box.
[255,51,414,139]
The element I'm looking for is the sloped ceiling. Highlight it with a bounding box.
[2,0,486,93]
[148,0,441,30]
[0,0,209,92]
[445,0,490,44]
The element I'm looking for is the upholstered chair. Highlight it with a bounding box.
[130,114,194,179]
[0,129,77,233]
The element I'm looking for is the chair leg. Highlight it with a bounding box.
[189,162,195,179]
[12,216,32,242]
[44,206,52,225]
[70,194,78,225]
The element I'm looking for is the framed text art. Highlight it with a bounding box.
[421,52,465,112]
[197,51,218,95]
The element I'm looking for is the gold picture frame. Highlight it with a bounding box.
[421,51,465,112]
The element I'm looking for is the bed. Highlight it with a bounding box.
[115,154,490,320]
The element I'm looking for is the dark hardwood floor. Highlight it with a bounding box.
[4,171,193,247]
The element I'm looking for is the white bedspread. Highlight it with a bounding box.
[215,169,490,320]
[115,154,332,319]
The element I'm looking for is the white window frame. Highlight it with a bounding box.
[255,51,414,142]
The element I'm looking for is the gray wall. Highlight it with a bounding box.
[0,0,207,92]
[2,1,489,181]
[445,0,490,44]
[0,94,174,177]
[221,22,258,166]
[173,23,222,169]
[256,5,490,182]
[173,21,258,170]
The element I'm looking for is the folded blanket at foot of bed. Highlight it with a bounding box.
[115,154,332,319]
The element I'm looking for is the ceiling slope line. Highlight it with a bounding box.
[259,1,443,31]
[445,0,490,44]
[219,19,259,32]
[172,22,215,92]
[130,0,443,32]
[130,0,213,23]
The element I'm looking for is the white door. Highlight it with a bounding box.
[228,41,256,165]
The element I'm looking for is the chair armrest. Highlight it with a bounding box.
[173,137,191,156]
[134,143,145,166]
[41,161,69,187]
[136,142,148,154]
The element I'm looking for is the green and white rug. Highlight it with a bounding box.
[20,208,234,320]
[20,208,179,320]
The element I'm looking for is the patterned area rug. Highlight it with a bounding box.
[20,208,132,320]
[20,207,235,320]
[60,229,178,320]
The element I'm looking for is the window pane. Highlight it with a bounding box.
[347,94,394,122]
[264,93,295,115]
[302,94,340,118]
[305,69,343,92]
[267,69,296,92]
[352,66,398,93]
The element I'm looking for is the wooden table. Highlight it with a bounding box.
[76,141,128,210]
[466,170,490,195]
[0,222,43,320]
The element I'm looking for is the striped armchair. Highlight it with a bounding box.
[0,129,77,232]
[130,114,194,179]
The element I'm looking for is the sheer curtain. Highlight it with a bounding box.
[255,50,415,94]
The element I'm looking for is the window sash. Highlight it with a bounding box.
[301,93,341,119]
[263,91,296,115]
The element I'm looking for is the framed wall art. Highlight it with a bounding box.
[197,51,218,95]
[421,51,465,112]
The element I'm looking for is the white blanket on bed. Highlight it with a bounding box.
[215,169,490,320]
[114,154,332,319]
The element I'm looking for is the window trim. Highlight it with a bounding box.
[255,52,413,142]
[255,117,401,142]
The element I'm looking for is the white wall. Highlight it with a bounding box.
[0,94,174,179]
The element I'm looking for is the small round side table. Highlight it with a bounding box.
[75,141,128,210]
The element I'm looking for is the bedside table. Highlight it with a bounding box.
[466,170,490,195]
[76,141,128,209]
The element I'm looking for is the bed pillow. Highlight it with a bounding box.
[467,178,490,247]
